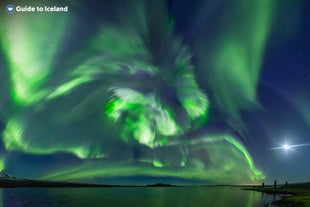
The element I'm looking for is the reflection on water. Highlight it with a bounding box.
[0,187,278,207]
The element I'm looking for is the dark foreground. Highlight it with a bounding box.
[246,184,310,207]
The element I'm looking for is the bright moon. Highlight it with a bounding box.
[271,143,310,150]
[283,144,291,150]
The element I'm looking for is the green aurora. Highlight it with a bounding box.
[0,0,275,183]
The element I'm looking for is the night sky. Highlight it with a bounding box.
[0,0,309,185]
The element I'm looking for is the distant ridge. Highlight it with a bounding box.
[146,183,177,187]
[0,173,180,188]
[0,173,16,180]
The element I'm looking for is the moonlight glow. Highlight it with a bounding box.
[271,143,310,151]
[283,144,291,150]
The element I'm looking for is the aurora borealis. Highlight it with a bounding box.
[0,0,310,185]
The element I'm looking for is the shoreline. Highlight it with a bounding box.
[244,186,310,207]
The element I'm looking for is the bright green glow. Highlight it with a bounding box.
[105,89,180,148]
[153,160,164,168]
[180,158,186,167]
[2,119,107,159]
[133,116,155,145]
[43,134,264,183]
[1,13,69,106]
[159,137,168,146]
[223,136,256,171]
[47,77,92,99]
[155,109,179,136]
[173,43,209,120]
[2,119,24,150]
[222,135,265,181]
[0,158,5,172]
[106,89,149,118]
[183,94,208,119]
[44,163,261,185]
[178,74,209,119]
[99,36,209,147]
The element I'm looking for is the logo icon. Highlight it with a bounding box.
[6,5,15,13]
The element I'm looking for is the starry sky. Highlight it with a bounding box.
[0,0,309,185]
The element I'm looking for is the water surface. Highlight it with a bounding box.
[0,186,278,207]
